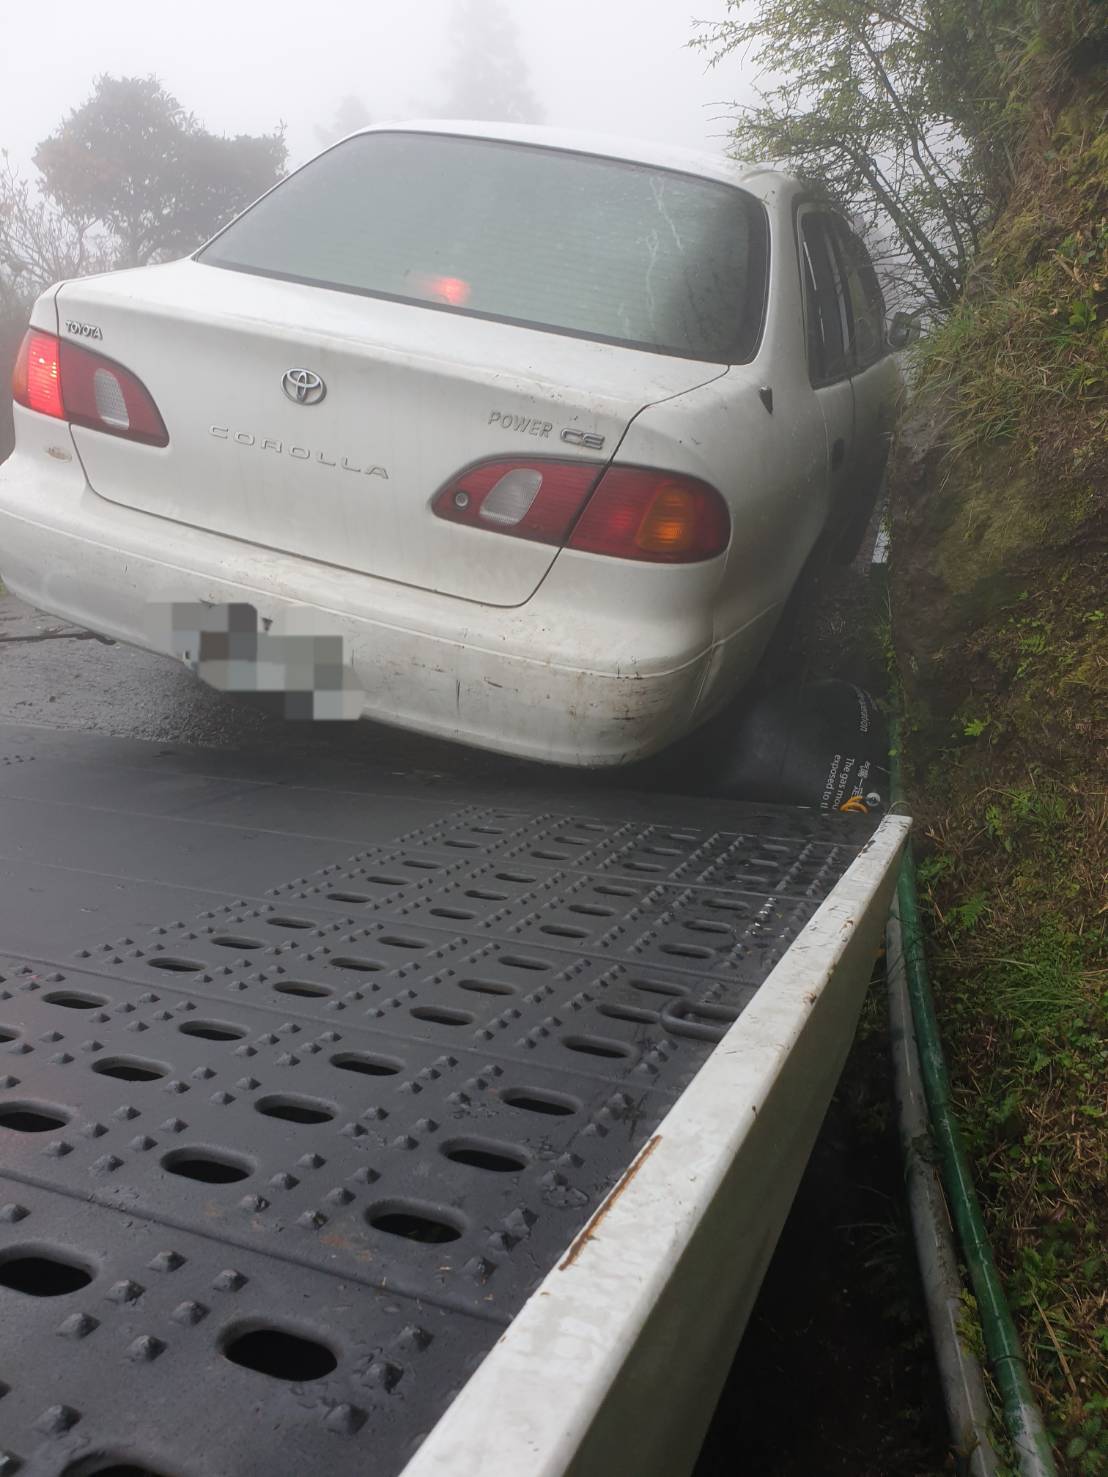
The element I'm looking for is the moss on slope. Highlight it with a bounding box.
[889,59,1108,1476]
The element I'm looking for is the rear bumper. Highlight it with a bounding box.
[0,446,764,766]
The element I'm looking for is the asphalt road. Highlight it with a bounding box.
[0,589,535,778]
[0,532,885,787]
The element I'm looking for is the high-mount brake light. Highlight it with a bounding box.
[11,330,169,447]
[415,273,471,306]
[432,458,730,564]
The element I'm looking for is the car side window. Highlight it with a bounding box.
[800,214,851,385]
[833,222,887,369]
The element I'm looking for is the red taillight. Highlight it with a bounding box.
[432,458,604,544]
[12,331,63,419]
[11,329,168,447]
[431,457,730,564]
[568,467,731,562]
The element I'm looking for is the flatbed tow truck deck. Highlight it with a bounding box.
[0,721,907,1477]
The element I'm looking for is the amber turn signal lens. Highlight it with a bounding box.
[634,484,702,556]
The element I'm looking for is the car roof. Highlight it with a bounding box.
[350,119,799,197]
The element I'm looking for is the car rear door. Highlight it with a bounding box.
[830,219,899,501]
[797,208,856,530]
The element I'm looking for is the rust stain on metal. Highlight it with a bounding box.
[319,1230,373,1263]
[558,1134,662,1271]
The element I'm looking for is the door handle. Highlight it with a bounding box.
[831,438,846,470]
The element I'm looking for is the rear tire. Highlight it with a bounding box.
[827,470,886,564]
[675,678,890,810]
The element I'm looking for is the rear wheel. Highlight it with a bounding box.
[668,678,890,810]
[827,469,887,565]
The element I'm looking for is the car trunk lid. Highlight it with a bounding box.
[56,261,726,606]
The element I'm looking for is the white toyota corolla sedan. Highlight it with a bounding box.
[0,122,898,765]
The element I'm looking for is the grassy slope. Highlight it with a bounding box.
[889,69,1108,1473]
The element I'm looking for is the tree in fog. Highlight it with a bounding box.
[314,95,374,150]
[438,0,545,124]
[695,0,1005,312]
[0,153,114,321]
[1,152,120,462]
[34,76,287,266]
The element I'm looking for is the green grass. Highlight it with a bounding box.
[893,70,1108,1469]
[909,769,1108,1470]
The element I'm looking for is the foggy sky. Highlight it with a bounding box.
[1,0,756,177]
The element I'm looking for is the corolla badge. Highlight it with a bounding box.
[282,368,326,405]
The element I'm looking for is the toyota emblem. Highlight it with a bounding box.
[282,368,326,405]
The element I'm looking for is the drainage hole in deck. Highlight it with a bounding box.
[629,979,687,998]
[731,871,772,889]
[531,849,569,861]
[562,1034,634,1060]
[367,1203,463,1244]
[0,1103,70,1132]
[430,907,476,921]
[464,888,508,902]
[671,1003,740,1027]
[0,1027,18,1042]
[410,1005,473,1027]
[325,891,372,904]
[255,1095,335,1126]
[443,839,480,850]
[92,1057,168,1083]
[222,1325,337,1382]
[499,954,550,972]
[43,990,108,1010]
[442,1141,526,1173]
[399,858,442,871]
[495,871,536,884]
[594,884,634,898]
[501,1088,578,1117]
[330,1052,402,1077]
[265,915,315,930]
[62,1461,176,1476]
[378,935,427,950]
[539,923,588,940]
[685,920,733,936]
[568,904,614,918]
[162,1149,251,1184]
[210,934,265,951]
[329,957,385,973]
[366,875,411,887]
[457,979,515,997]
[272,981,333,999]
[598,1003,657,1025]
[0,1252,92,1297]
[148,957,205,973]
[661,943,714,961]
[178,1020,247,1041]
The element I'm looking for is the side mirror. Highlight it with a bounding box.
[888,310,923,349]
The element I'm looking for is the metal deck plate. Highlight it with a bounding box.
[0,722,876,1476]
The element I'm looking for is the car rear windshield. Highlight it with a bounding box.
[197,132,768,363]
